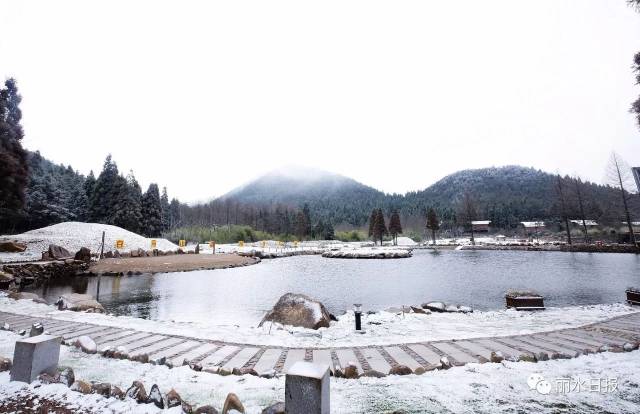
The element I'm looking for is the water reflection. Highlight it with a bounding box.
[24,250,640,327]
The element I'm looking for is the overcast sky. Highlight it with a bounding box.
[1,0,639,202]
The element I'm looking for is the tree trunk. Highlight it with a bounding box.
[564,217,572,245]
[431,229,436,245]
[470,225,475,246]
[615,163,637,246]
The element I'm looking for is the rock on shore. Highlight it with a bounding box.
[259,293,333,330]
[322,248,411,259]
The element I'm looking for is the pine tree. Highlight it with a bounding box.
[160,186,170,231]
[324,221,335,240]
[169,198,181,229]
[372,208,388,245]
[90,155,120,223]
[112,171,143,233]
[84,170,96,209]
[426,208,440,245]
[302,204,312,237]
[368,209,377,240]
[141,183,163,236]
[313,220,325,240]
[295,210,307,240]
[0,78,29,232]
[388,210,402,245]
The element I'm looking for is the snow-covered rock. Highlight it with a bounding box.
[57,293,104,313]
[259,293,333,330]
[422,302,446,312]
[75,336,97,354]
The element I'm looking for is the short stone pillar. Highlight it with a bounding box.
[285,361,330,414]
[10,334,61,383]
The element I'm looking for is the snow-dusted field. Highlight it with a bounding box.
[0,222,178,262]
[1,293,636,348]
[0,329,638,413]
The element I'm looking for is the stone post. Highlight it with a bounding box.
[285,361,330,414]
[10,334,61,383]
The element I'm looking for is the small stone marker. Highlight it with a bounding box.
[10,334,61,383]
[285,361,330,414]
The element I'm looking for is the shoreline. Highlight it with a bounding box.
[86,253,260,276]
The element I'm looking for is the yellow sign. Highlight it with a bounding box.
[278,241,284,247]
[261,241,266,248]
[238,240,244,247]
[115,240,124,249]
[179,240,186,247]
[150,239,157,249]
[294,241,299,248]
[209,241,215,248]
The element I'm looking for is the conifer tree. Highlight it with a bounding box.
[90,155,120,223]
[372,208,388,245]
[141,183,163,237]
[0,78,29,231]
[426,208,440,245]
[388,210,402,245]
[324,221,335,240]
[160,186,170,231]
[84,171,96,207]
[112,171,143,233]
[302,204,312,237]
[368,209,377,240]
[295,210,307,240]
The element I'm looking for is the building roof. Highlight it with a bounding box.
[520,221,545,228]
[570,219,598,226]
[471,220,491,225]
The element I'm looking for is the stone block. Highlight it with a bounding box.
[10,334,61,383]
[285,361,330,414]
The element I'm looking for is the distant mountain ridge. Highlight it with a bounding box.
[220,165,637,229]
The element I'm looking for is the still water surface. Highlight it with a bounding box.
[28,250,640,326]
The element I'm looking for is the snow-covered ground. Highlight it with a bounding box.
[1,293,636,348]
[0,222,178,263]
[0,329,638,413]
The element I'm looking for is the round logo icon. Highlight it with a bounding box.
[536,379,552,395]
[527,373,544,390]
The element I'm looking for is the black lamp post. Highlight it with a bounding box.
[354,303,362,331]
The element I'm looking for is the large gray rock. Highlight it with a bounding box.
[58,293,105,313]
[222,393,245,413]
[259,293,332,330]
[48,244,73,260]
[0,357,11,372]
[10,334,61,383]
[74,247,91,263]
[7,291,47,304]
[0,271,14,289]
[0,241,27,252]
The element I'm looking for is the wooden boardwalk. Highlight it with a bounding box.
[1,311,639,378]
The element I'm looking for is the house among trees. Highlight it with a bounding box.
[520,221,545,241]
[570,219,598,227]
[471,220,491,232]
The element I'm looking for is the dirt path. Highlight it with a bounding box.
[88,253,259,275]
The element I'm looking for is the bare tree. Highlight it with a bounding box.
[606,152,637,246]
[457,192,478,246]
[571,177,589,243]
[554,175,572,245]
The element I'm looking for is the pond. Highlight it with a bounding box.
[26,250,640,327]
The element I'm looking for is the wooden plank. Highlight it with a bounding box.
[253,348,283,375]
[547,332,606,348]
[221,347,260,371]
[360,348,391,374]
[537,333,599,352]
[148,340,202,362]
[493,337,553,355]
[407,344,443,365]
[473,339,524,358]
[101,332,155,348]
[129,337,185,359]
[200,345,240,367]
[311,349,334,374]
[383,346,421,371]
[46,323,90,335]
[568,329,628,346]
[63,326,115,341]
[454,340,494,360]
[122,335,170,352]
[524,336,581,356]
[429,342,480,364]
[93,330,137,345]
[283,349,307,374]
[167,342,218,368]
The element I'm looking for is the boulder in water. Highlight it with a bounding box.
[259,293,332,330]
[58,293,105,313]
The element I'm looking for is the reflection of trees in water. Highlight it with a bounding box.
[104,291,160,320]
